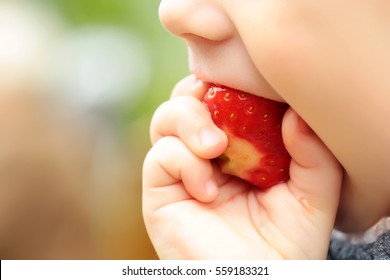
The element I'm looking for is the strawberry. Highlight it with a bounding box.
[203,85,291,189]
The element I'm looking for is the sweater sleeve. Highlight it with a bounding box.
[328,230,390,260]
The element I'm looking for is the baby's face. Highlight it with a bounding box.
[160,0,390,232]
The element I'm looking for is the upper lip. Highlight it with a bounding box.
[189,60,248,93]
[186,40,285,102]
[186,40,251,93]
[192,68,285,102]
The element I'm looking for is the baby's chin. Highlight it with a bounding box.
[335,197,388,234]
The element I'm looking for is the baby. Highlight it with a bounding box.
[143,0,390,259]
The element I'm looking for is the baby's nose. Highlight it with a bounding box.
[159,0,233,42]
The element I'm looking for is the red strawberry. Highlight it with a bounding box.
[203,85,291,189]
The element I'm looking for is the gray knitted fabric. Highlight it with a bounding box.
[328,230,390,260]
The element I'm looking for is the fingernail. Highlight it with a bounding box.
[205,180,218,196]
[199,127,223,147]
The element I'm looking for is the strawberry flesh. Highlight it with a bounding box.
[203,85,291,189]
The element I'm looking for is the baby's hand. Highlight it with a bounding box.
[143,75,343,259]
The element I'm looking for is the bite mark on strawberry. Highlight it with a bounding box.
[203,85,291,189]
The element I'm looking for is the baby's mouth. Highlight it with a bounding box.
[198,77,287,104]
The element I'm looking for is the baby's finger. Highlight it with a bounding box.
[282,108,343,214]
[170,74,208,99]
[150,96,227,159]
[143,136,218,213]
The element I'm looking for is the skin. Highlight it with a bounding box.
[143,0,390,259]
[144,76,342,259]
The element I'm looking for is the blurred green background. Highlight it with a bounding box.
[0,0,187,259]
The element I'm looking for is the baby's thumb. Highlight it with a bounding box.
[282,108,342,215]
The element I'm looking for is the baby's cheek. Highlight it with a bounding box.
[248,27,321,98]
[231,9,317,100]
[234,3,341,100]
